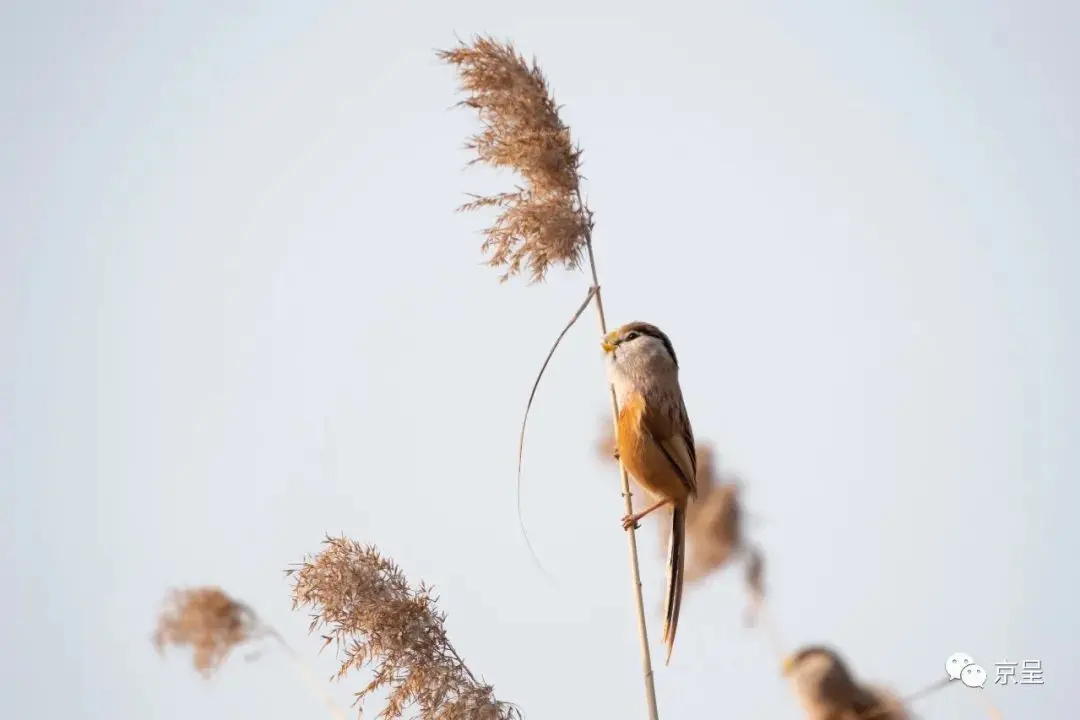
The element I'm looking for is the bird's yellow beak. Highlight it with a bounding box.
[781,655,795,676]
[601,332,618,353]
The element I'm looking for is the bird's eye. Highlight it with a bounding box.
[624,331,639,341]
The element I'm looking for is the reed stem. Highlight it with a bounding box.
[578,190,661,720]
[265,628,351,720]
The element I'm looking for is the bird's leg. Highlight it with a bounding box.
[621,498,672,530]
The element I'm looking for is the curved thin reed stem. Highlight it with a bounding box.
[264,628,351,720]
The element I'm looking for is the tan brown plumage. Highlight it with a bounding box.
[595,429,748,585]
[851,686,911,720]
[783,646,864,720]
[604,321,697,665]
[783,646,912,720]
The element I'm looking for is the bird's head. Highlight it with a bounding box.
[783,645,859,705]
[602,322,679,374]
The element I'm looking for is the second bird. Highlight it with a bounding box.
[602,321,698,665]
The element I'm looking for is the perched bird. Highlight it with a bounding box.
[602,321,697,665]
[783,646,910,720]
[783,645,864,720]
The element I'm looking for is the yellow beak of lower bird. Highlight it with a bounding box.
[781,655,796,676]
[601,332,618,353]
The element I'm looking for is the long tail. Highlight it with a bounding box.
[662,505,687,665]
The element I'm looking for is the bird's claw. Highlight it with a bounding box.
[620,514,641,531]
[612,447,620,461]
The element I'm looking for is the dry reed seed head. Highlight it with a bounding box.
[287,535,520,720]
[153,586,257,677]
[684,481,743,583]
[439,37,589,283]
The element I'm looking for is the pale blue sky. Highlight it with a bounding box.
[3,2,1077,719]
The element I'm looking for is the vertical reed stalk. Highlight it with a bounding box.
[578,189,661,720]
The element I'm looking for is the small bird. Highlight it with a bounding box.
[783,645,908,720]
[783,646,863,720]
[602,321,697,665]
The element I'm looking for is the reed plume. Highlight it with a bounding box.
[441,36,661,719]
[438,37,588,284]
[153,586,255,677]
[287,535,519,720]
[153,585,349,720]
[685,478,743,582]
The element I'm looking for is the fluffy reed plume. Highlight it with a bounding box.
[287,535,520,720]
[442,37,661,719]
[154,585,349,720]
[438,37,589,283]
[153,586,257,677]
[596,422,744,582]
[685,480,743,582]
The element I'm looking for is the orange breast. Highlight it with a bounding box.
[616,392,690,503]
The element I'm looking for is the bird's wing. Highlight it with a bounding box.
[643,392,698,497]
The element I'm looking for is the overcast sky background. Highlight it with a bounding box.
[3,2,1077,719]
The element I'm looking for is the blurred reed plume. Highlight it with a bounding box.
[153,586,256,677]
[154,585,349,720]
[685,480,743,582]
[442,36,661,719]
[287,535,520,720]
[596,422,745,582]
[438,37,589,283]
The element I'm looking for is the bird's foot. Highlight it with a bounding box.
[612,447,621,461]
[621,513,642,531]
